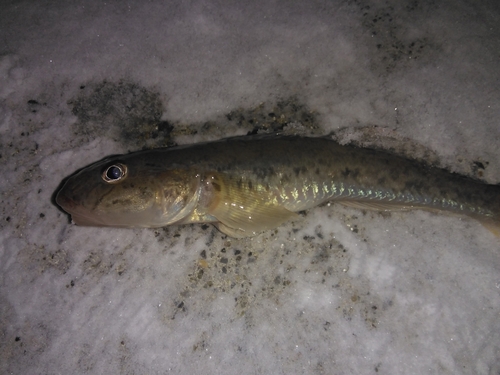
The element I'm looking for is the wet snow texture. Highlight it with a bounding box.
[1,0,500,374]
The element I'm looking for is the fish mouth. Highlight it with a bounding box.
[56,190,107,226]
[56,191,136,227]
[55,189,76,211]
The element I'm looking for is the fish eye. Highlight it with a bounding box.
[102,163,128,184]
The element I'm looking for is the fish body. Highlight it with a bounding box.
[56,136,500,237]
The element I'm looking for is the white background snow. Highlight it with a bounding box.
[1,0,499,374]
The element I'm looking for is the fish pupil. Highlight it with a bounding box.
[107,166,122,180]
[102,163,127,183]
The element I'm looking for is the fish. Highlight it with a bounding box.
[55,135,500,238]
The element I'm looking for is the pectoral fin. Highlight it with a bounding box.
[207,173,297,237]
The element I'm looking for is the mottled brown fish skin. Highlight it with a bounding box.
[56,136,500,237]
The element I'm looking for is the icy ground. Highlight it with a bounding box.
[1,0,499,374]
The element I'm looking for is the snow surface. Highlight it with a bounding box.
[1,0,500,374]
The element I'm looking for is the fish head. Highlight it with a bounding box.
[56,153,201,228]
